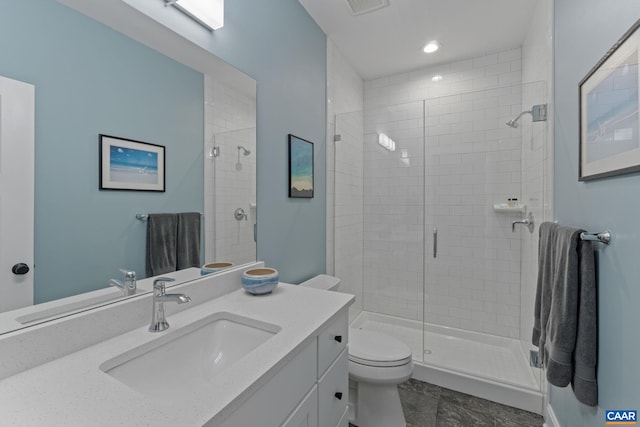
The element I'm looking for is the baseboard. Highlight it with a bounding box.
[544,402,560,427]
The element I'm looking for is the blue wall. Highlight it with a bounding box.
[0,1,204,302]
[554,0,640,424]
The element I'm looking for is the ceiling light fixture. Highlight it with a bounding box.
[423,41,441,54]
[165,0,224,30]
[432,75,443,82]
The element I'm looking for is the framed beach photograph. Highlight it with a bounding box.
[99,134,165,191]
[288,134,314,198]
[579,18,640,181]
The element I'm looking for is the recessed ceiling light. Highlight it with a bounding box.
[432,75,443,82]
[423,41,441,54]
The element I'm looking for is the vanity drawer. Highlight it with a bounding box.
[318,348,348,427]
[281,385,318,427]
[317,310,348,377]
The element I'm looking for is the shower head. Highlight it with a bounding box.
[505,110,532,128]
[505,104,548,128]
[237,145,251,156]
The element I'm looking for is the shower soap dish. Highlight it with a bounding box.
[493,203,526,213]
[241,268,279,295]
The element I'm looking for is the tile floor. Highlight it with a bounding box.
[351,379,543,427]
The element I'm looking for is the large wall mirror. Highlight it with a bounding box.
[0,0,256,334]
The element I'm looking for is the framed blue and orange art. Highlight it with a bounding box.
[579,18,640,181]
[288,134,314,198]
[99,134,165,192]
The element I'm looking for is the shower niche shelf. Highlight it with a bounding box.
[493,204,526,214]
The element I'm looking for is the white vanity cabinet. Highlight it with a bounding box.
[316,310,349,427]
[223,309,349,427]
[282,309,349,427]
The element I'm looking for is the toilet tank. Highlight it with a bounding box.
[298,274,341,291]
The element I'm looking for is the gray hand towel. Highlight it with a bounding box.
[571,239,597,406]
[533,222,598,406]
[145,213,178,277]
[533,222,559,354]
[177,212,201,270]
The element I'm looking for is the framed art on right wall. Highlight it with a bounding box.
[288,134,314,198]
[579,18,640,181]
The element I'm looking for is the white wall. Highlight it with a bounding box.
[326,40,364,321]
[363,48,525,337]
[204,76,256,266]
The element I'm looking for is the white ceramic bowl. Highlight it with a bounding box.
[241,268,279,295]
[201,262,234,275]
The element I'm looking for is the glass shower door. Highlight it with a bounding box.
[361,100,426,363]
[422,84,529,379]
[332,111,365,321]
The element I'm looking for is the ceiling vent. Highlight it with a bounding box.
[345,0,390,16]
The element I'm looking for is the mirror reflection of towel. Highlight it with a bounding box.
[177,212,201,270]
[145,212,201,277]
[145,214,178,277]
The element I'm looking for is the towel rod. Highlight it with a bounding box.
[136,213,203,221]
[580,230,611,245]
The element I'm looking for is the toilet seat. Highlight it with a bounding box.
[349,329,412,367]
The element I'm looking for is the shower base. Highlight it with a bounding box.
[350,311,543,414]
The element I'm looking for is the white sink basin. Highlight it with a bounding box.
[100,312,280,398]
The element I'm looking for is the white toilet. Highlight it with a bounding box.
[299,275,414,427]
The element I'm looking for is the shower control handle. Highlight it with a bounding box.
[334,335,342,343]
[234,208,247,221]
[512,212,535,234]
[433,228,438,258]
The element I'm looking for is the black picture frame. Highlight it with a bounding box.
[579,18,640,181]
[288,134,314,198]
[99,134,166,192]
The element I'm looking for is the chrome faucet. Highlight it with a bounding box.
[149,277,191,332]
[109,269,137,296]
[512,211,535,234]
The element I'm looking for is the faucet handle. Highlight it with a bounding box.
[153,276,176,293]
[120,269,136,279]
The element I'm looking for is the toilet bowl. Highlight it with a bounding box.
[299,275,414,427]
[348,328,413,427]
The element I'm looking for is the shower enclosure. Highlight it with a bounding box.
[205,127,257,265]
[332,81,548,413]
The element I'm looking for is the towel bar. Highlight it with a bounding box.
[136,213,202,221]
[580,230,611,245]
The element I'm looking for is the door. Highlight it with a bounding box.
[0,75,35,312]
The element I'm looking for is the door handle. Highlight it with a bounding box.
[12,263,30,275]
[433,228,438,258]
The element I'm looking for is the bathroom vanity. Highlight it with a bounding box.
[0,263,353,426]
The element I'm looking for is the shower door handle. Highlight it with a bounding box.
[433,228,438,258]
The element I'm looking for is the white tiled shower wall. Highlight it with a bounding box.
[328,8,552,340]
[363,48,525,337]
[204,76,256,266]
[326,40,365,321]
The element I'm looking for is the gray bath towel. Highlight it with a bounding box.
[145,213,178,277]
[533,222,598,406]
[176,212,201,270]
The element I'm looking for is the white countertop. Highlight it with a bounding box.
[0,283,353,426]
